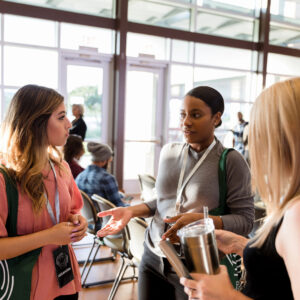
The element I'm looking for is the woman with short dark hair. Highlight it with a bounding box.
[97,86,254,300]
[180,78,300,300]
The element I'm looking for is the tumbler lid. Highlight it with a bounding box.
[177,218,214,238]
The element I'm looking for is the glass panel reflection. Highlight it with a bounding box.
[269,24,300,49]
[124,69,158,179]
[267,53,300,77]
[195,43,255,71]
[193,67,258,102]
[125,70,157,141]
[128,0,192,31]
[196,10,256,41]
[168,98,184,143]
[271,0,300,25]
[265,74,292,88]
[197,0,257,14]
[4,15,57,47]
[124,142,155,179]
[127,33,169,60]
[171,39,193,63]
[3,0,115,18]
[170,64,193,98]
[4,46,58,88]
[61,23,114,53]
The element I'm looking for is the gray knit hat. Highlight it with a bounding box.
[87,142,113,162]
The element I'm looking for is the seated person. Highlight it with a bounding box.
[76,142,128,209]
[63,134,85,179]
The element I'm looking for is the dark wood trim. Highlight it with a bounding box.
[0,1,116,29]
[257,0,271,87]
[268,45,300,57]
[128,22,259,51]
[112,0,128,188]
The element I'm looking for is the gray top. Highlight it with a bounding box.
[144,138,254,257]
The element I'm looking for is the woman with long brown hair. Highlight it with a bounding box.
[180,78,300,300]
[0,85,87,300]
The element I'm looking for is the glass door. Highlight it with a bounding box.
[60,51,113,167]
[123,63,166,193]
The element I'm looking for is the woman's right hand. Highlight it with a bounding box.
[97,207,133,237]
[48,222,77,245]
[215,230,249,257]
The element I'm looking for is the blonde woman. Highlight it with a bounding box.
[0,85,87,300]
[180,78,300,300]
[69,104,87,140]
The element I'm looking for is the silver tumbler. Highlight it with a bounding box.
[177,218,220,275]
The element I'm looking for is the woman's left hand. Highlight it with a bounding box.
[68,214,88,242]
[180,266,243,300]
[162,213,202,243]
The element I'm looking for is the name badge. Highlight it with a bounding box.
[53,245,74,288]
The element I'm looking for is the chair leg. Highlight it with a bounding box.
[82,242,101,286]
[81,238,97,279]
[108,257,129,300]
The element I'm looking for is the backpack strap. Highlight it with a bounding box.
[0,167,18,236]
[209,148,234,216]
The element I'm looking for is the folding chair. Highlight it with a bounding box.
[138,174,156,202]
[92,194,147,300]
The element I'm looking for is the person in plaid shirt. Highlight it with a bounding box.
[75,142,128,210]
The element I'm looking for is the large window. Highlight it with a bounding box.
[4,46,58,88]
[4,0,115,18]
[128,0,260,41]
[4,14,57,47]
[61,23,114,53]
[270,0,300,49]
[128,0,192,31]
[0,14,114,144]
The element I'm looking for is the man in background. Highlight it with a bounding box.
[76,141,128,209]
[232,112,248,156]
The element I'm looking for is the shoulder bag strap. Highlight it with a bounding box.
[209,148,234,216]
[0,167,18,236]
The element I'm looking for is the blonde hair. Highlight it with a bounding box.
[250,77,300,247]
[72,104,84,116]
[0,84,65,213]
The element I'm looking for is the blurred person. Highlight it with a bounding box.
[243,123,250,165]
[0,85,87,300]
[232,112,248,156]
[96,86,254,300]
[76,142,128,208]
[69,104,87,140]
[180,78,300,300]
[63,134,85,179]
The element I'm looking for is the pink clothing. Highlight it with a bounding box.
[0,161,83,300]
